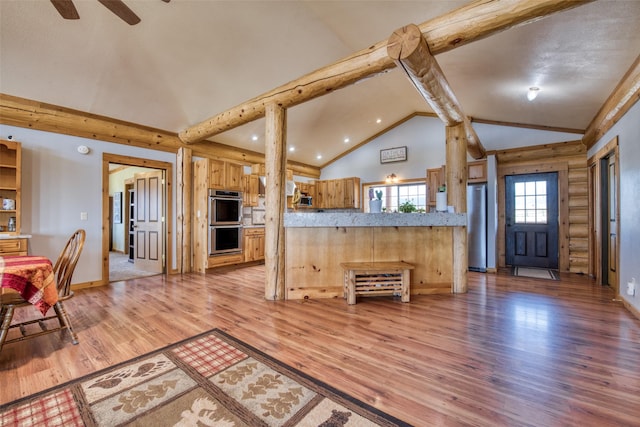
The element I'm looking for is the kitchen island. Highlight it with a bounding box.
[284,212,466,300]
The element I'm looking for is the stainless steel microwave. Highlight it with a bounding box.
[299,196,312,206]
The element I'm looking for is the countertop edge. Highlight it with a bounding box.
[0,234,32,239]
[284,212,466,227]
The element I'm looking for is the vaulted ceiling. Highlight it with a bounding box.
[1,1,639,167]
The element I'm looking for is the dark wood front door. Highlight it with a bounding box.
[134,170,164,274]
[505,172,559,269]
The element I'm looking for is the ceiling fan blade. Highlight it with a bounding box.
[50,0,79,20]
[96,0,141,25]
[161,0,170,3]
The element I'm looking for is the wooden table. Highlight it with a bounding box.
[0,255,58,316]
[341,261,414,305]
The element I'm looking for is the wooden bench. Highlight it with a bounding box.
[340,261,414,305]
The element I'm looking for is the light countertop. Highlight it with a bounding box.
[284,212,466,228]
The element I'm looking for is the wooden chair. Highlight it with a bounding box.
[0,229,86,351]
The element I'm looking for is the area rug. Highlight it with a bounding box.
[0,329,409,426]
[512,266,560,281]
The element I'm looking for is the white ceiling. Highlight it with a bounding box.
[1,1,639,167]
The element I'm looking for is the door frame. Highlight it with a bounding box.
[102,153,173,285]
[587,136,620,292]
[504,172,559,269]
[497,162,570,271]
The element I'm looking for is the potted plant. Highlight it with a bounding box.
[398,199,417,213]
[369,188,383,213]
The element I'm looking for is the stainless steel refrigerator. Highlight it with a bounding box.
[467,183,487,272]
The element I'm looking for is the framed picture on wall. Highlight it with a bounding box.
[380,146,407,163]
[113,191,122,224]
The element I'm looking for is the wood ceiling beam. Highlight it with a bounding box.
[582,54,640,149]
[0,93,321,178]
[179,0,592,144]
[388,24,485,159]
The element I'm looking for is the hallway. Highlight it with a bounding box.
[109,251,161,282]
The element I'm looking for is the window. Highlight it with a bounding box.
[368,183,427,212]
[514,180,547,224]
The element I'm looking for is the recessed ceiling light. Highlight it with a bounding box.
[251,135,258,141]
[527,86,540,101]
[316,155,322,160]
[376,118,382,124]
[289,146,295,152]
[344,137,350,143]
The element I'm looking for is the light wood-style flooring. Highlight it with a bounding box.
[1,266,639,426]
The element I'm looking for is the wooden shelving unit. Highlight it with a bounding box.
[0,139,25,255]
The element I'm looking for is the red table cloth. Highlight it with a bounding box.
[0,255,58,316]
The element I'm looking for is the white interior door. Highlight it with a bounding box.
[134,170,164,273]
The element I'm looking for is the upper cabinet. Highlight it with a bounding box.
[315,177,360,209]
[0,139,21,237]
[207,159,243,191]
[426,160,487,206]
[468,160,487,183]
[426,166,445,208]
[242,174,260,207]
[250,164,294,181]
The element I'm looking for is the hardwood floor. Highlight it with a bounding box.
[1,266,639,426]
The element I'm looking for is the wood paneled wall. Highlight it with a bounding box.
[493,140,588,273]
[285,226,453,299]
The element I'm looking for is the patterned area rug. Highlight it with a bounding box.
[0,329,408,426]
[512,267,560,281]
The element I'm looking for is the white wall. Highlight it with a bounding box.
[321,116,446,182]
[321,115,582,181]
[0,125,176,285]
[588,101,640,313]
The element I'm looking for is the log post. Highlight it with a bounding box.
[388,23,485,159]
[447,123,468,293]
[176,147,192,273]
[264,103,287,300]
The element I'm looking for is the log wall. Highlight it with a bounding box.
[494,140,588,273]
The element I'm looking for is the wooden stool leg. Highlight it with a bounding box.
[401,269,410,303]
[343,269,348,299]
[347,270,356,305]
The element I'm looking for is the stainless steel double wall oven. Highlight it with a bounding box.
[209,189,243,255]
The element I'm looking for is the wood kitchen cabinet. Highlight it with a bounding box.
[243,227,265,262]
[242,174,260,207]
[343,177,360,209]
[250,164,293,181]
[468,160,487,183]
[0,238,27,256]
[193,158,246,272]
[315,177,360,209]
[426,166,445,207]
[208,159,243,191]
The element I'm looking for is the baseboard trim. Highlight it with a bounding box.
[622,298,640,321]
